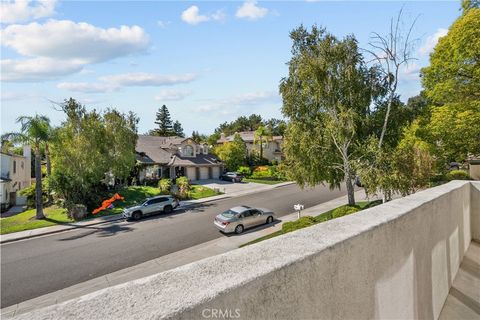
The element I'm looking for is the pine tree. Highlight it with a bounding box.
[173,120,185,137]
[152,105,174,136]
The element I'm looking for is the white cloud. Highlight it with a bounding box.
[236,1,268,20]
[56,72,197,93]
[419,28,448,55]
[157,20,171,28]
[0,19,150,82]
[57,82,116,94]
[99,73,196,86]
[0,0,57,24]
[155,89,192,101]
[1,20,149,63]
[398,63,421,82]
[181,6,209,25]
[181,6,225,25]
[1,91,39,101]
[1,57,83,82]
[198,91,279,112]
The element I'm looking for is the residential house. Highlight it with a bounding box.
[0,146,32,209]
[217,131,284,162]
[136,135,223,183]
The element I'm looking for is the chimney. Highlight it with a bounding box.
[220,133,226,140]
[23,145,31,159]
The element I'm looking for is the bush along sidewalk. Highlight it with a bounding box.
[240,200,382,247]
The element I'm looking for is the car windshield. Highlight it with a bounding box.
[221,209,238,218]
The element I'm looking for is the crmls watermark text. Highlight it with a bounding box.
[202,308,241,319]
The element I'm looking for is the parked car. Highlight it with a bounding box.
[214,205,275,234]
[123,195,179,220]
[220,172,243,182]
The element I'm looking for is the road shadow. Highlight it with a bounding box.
[221,219,281,238]
[57,221,133,241]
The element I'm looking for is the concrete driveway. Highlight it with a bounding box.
[194,179,272,195]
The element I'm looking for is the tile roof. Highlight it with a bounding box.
[136,135,222,166]
[217,131,283,143]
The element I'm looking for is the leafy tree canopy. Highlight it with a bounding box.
[421,8,480,105]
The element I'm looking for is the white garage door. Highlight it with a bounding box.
[186,167,197,181]
[199,167,209,180]
[211,166,220,180]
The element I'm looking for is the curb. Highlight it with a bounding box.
[0,182,296,244]
[0,215,125,244]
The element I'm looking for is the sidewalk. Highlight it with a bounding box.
[0,181,294,244]
[1,189,369,319]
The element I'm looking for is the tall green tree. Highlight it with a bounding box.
[421,8,479,105]
[3,115,51,219]
[152,105,175,136]
[173,120,185,137]
[253,125,272,160]
[280,26,376,205]
[420,7,480,162]
[50,98,138,209]
[215,134,247,171]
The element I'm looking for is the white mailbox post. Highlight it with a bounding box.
[294,204,304,220]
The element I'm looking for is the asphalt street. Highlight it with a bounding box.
[1,183,346,308]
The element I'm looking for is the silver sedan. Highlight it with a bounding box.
[214,205,275,234]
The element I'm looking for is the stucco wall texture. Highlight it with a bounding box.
[14,181,479,320]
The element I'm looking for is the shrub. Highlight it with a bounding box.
[176,176,191,199]
[446,170,471,181]
[237,166,251,176]
[158,178,172,194]
[251,170,273,179]
[18,183,48,208]
[331,205,361,219]
[282,216,316,233]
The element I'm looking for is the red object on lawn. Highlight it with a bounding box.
[92,193,125,214]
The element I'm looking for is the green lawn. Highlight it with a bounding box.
[243,178,288,185]
[1,206,72,235]
[188,185,222,200]
[240,200,382,247]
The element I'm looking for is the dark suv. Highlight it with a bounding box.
[220,172,244,183]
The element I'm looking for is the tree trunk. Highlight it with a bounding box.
[343,159,355,206]
[259,137,263,159]
[34,143,45,219]
[45,142,53,204]
[45,143,51,176]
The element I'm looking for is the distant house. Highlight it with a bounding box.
[0,146,32,209]
[136,135,223,183]
[217,131,284,163]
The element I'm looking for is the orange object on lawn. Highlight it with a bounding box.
[92,193,125,214]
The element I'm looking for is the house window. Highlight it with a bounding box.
[184,145,194,157]
[13,160,16,174]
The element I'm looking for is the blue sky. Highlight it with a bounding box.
[1,0,460,136]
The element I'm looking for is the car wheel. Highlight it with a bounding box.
[132,211,142,221]
[266,216,274,224]
[235,224,244,234]
[164,205,173,214]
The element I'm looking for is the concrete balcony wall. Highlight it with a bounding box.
[15,181,479,320]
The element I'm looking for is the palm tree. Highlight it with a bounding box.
[254,125,273,160]
[3,115,51,219]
